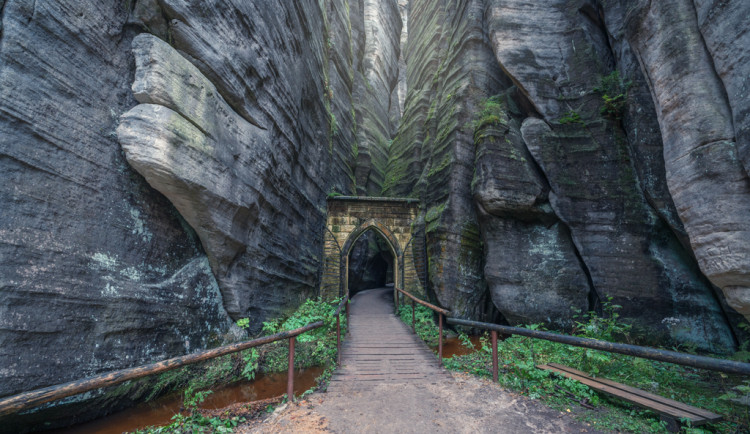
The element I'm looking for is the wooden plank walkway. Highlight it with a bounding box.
[328,287,451,392]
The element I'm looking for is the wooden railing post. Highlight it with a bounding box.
[438,313,443,362]
[287,336,296,402]
[491,330,498,382]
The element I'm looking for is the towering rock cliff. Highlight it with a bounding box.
[0,0,402,428]
[1,0,750,428]
[388,0,747,352]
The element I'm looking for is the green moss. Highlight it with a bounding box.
[425,202,447,234]
[427,154,452,178]
[558,110,585,125]
[595,71,632,120]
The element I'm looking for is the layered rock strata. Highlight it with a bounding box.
[0,0,404,429]
[389,0,741,350]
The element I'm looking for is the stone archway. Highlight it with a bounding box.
[322,196,426,302]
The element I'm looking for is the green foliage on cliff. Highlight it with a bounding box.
[595,71,631,119]
[472,95,506,133]
[558,110,585,125]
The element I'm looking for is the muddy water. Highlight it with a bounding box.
[433,336,483,358]
[51,366,324,434]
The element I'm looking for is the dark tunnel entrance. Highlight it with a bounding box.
[346,229,395,297]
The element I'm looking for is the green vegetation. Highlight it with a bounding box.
[134,387,245,434]
[259,297,346,372]
[397,303,441,347]
[471,95,506,133]
[133,297,347,433]
[558,110,585,125]
[415,300,749,433]
[595,71,631,119]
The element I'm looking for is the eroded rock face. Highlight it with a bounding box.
[473,94,590,328]
[0,0,233,425]
[3,0,750,427]
[602,0,750,319]
[1,0,403,428]
[118,0,403,329]
[390,0,742,350]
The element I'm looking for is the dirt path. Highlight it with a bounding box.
[239,288,605,433]
[240,373,604,433]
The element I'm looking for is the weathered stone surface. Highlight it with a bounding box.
[606,0,750,318]
[385,0,504,319]
[484,0,734,350]
[481,215,590,328]
[0,0,232,422]
[473,93,590,327]
[4,1,750,428]
[1,0,403,428]
[119,34,275,317]
[352,0,403,195]
[381,0,738,350]
[118,0,388,330]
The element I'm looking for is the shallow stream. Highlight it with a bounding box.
[49,366,324,434]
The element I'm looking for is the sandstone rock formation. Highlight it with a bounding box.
[0,0,233,405]
[388,0,744,351]
[1,0,402,429]
[2,0,750,429]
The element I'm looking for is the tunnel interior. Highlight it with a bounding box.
[347,229,395,297]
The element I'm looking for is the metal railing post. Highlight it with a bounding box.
[411,299,416,333]
[336,314,341,365]
[287,337,296,402]
[438,313,443,362]
[345,298,350,335]
[491,330,498,382]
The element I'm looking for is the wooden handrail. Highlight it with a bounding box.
[447,318,750,377]
[0,320,326,417]
[394,287,450,315]
[394,287,449,362]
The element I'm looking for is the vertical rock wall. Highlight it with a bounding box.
[0,0,404,427]
[2,0,750,427]
[0,0,232,403]
[390,0,744,351]
[352,0,403,195]
[601,0,750,321]
[386,0,504,318]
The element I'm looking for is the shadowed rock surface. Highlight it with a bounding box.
[2,0,750,429]
[0,0,402,430]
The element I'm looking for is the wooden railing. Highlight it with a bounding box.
[395,287,449,361]
[447,318,750,379]
[0,297,349,418]
[390,290,750,379]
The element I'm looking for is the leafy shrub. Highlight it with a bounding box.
[134,387,245,434]
[440,301,749,432]
[397,303,440,346]
[595,71,631,119]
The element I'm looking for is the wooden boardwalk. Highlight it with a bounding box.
[328,287,451,392]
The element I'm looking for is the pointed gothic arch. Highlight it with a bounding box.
[321,196,426,302]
